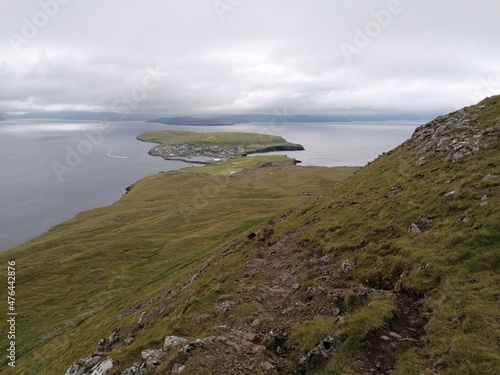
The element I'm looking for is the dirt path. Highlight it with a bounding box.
[359,295,429,374]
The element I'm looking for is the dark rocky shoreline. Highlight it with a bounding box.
[242,144,305,155]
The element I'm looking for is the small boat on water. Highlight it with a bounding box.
[107,149,127,159]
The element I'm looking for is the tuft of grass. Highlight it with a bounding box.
[289,315,340,354]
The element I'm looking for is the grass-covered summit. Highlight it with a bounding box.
[0,96,499,375]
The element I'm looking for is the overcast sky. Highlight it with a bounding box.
[1,0,499,116]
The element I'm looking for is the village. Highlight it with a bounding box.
[154,143,247,163]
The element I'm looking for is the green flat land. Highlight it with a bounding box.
[137,130,300,149]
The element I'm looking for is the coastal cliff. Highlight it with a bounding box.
[243,144,305,154]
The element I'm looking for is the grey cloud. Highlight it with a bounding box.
[1,0,499,115]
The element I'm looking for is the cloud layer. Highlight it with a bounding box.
[1,0,499,116]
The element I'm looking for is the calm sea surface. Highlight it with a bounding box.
[0,119,422,251]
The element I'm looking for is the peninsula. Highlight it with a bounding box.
[137,130,305,164]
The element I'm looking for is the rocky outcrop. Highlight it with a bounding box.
[119,336,188,375]
[244,144,305,155]
[124,183,136,194]
[121,363,143,375]
[298,336,341,369]
[164,335,188,350]
[65,355,114,375]
[79,335,210,375]
[97,328,120,352]
[407,223,421,234]
[408,103,498,162]
[385,185,402,198]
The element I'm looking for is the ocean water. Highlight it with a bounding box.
[0,119,422,251]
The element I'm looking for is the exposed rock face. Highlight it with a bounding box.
[64,355,114,375]
[408,223,421,234]
[416,156,427,166]
[444,190,457,197]
[298,336,341,368]
[121,363,143,375]
[341,259,355,272]
[171,363,186,373]
[141,349,165,366]
[385,185,402,198]
[124,183,135,194]
[91,359,114,375]
[117,336,208,374]
[245,144,305,154]
[97,328,120,352]
[214,300,233,313]
[419,216,433,225]
[164,335,188,351]
[180,338,206,354]
[408,105,498,162]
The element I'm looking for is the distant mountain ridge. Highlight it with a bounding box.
[211,114,353,123]
[147,116,237,125]
[148,114,353,125]
[0,111,13,120]
[0,111,433,123]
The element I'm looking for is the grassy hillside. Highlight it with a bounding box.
[0,153,356,374]
[265,96,500,374]
[0,97,498,375]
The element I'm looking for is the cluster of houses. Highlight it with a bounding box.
[155,143,246,163]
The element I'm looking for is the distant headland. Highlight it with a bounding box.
[137,130,304,165]
[146,114,352,125]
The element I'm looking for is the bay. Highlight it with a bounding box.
[0,119,422,251]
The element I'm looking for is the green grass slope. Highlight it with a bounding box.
[265,96,500,374]
[120,96,496,375]
[0,154,356,374]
